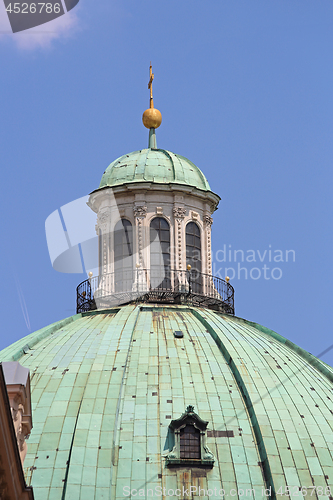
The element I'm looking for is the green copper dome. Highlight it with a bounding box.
[1,305,333,500]
[98,148,212,191]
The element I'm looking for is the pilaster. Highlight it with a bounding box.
[204,214,213,275]
[133,205,148,267]
[173,206,186,270]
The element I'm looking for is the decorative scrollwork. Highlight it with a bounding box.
[204,215,213,227]
[173,207,186,219]
[133,206,147,218]
[97,211,110,224]
[186,405,195,413]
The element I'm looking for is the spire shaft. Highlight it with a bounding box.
[149,128,157,149]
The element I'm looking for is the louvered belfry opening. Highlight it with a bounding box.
[180,424,201,459]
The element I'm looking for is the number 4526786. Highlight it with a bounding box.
[5,3,61,14]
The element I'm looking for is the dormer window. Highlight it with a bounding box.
[165,405,214,468]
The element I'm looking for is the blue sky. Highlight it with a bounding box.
[0,0,332,367]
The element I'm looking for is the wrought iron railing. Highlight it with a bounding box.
[76,268,235,315]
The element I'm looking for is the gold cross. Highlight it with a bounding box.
[148,62,154,108]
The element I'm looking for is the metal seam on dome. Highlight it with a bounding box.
[156,149,176,182]
[174,153,193,185]
[191,308,277,500]
[61,398,84,500]
[110,305,141,482]
[176,154,209,190]
[139,149,151,181]
[100,153,129,188]
[172,153,186,184]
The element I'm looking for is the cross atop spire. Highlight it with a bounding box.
[148,62,154,109]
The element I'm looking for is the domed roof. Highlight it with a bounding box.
[98,148,212,191]
[1,305,332,499]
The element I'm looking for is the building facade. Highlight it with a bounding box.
[0,363,34,500]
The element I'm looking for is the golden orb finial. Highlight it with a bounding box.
[142,63,162,130]
[225,276,230,283]
[142,108,162,129]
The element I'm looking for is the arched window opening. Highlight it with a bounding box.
[150,217,171,289]
[180,424,201,459]
[186,222,202,293]
[114,219,133,292]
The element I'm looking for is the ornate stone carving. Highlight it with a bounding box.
[173,207,185,268]
[173,207,186,219]
[133,206,147,218]
[5,373,32,467]
[177,219,182,268]
[204,215,213,227]
[98,211,110,224]
[96,211,110,234]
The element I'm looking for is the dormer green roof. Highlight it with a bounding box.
[98,148,211,191]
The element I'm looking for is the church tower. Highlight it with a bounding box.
[0,66,332,500]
